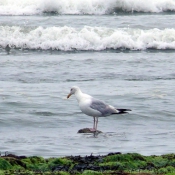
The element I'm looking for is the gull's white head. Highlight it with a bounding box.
[67,86,81,99]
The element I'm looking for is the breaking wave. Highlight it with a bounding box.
[1,0,175,15]
[1,26,175,51]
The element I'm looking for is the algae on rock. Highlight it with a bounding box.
[1,153,175,175]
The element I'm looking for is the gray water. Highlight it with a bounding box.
[0,3,175,157]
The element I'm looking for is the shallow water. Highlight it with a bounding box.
[0,0,175,157]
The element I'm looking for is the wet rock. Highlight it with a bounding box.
[71,164,103,172]
[72,164,86,171]
[77,128,102,133]
[64,154,106,173]
[108,152,122,156]
[52,165,70,172]
[2,154,27,160]
[67,154,103,165]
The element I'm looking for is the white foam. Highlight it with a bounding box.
[1,0,175,15]
[115,0,175,13]
[1,26,175,50]
[0,0,42,15]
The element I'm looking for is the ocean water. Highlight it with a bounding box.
[0,0,175,158]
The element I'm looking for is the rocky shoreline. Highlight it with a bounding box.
[1,152,175,174]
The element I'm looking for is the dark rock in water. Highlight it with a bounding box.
[77,128,102,133]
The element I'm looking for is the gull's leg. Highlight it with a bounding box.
[95,117,98,131]
[94,117,99,137]
[93,116,95,129]
[89,117,96,132]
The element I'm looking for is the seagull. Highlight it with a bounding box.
[67,86,131,132]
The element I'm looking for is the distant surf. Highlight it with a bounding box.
[1,0,175,15]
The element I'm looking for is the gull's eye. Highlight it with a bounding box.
[71,88,73,91]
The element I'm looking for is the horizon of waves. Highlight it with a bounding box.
[1,0,175,15]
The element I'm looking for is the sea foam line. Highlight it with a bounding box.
[1,26,175,51]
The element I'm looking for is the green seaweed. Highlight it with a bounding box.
[21,156,48,171]
[48,158,72,165]
[22,156,45,164]
[101,153,147,171]
[0,158,12,170]
[157,166,175,174]
[99,161,125,170]
[1,153,175,174]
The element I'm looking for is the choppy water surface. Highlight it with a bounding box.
[0,0,175,157]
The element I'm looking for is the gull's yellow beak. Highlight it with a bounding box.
[67,93,71,99]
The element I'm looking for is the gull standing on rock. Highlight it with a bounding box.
[67,86,131,132]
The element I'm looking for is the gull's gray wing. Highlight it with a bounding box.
[90,98,117,116]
